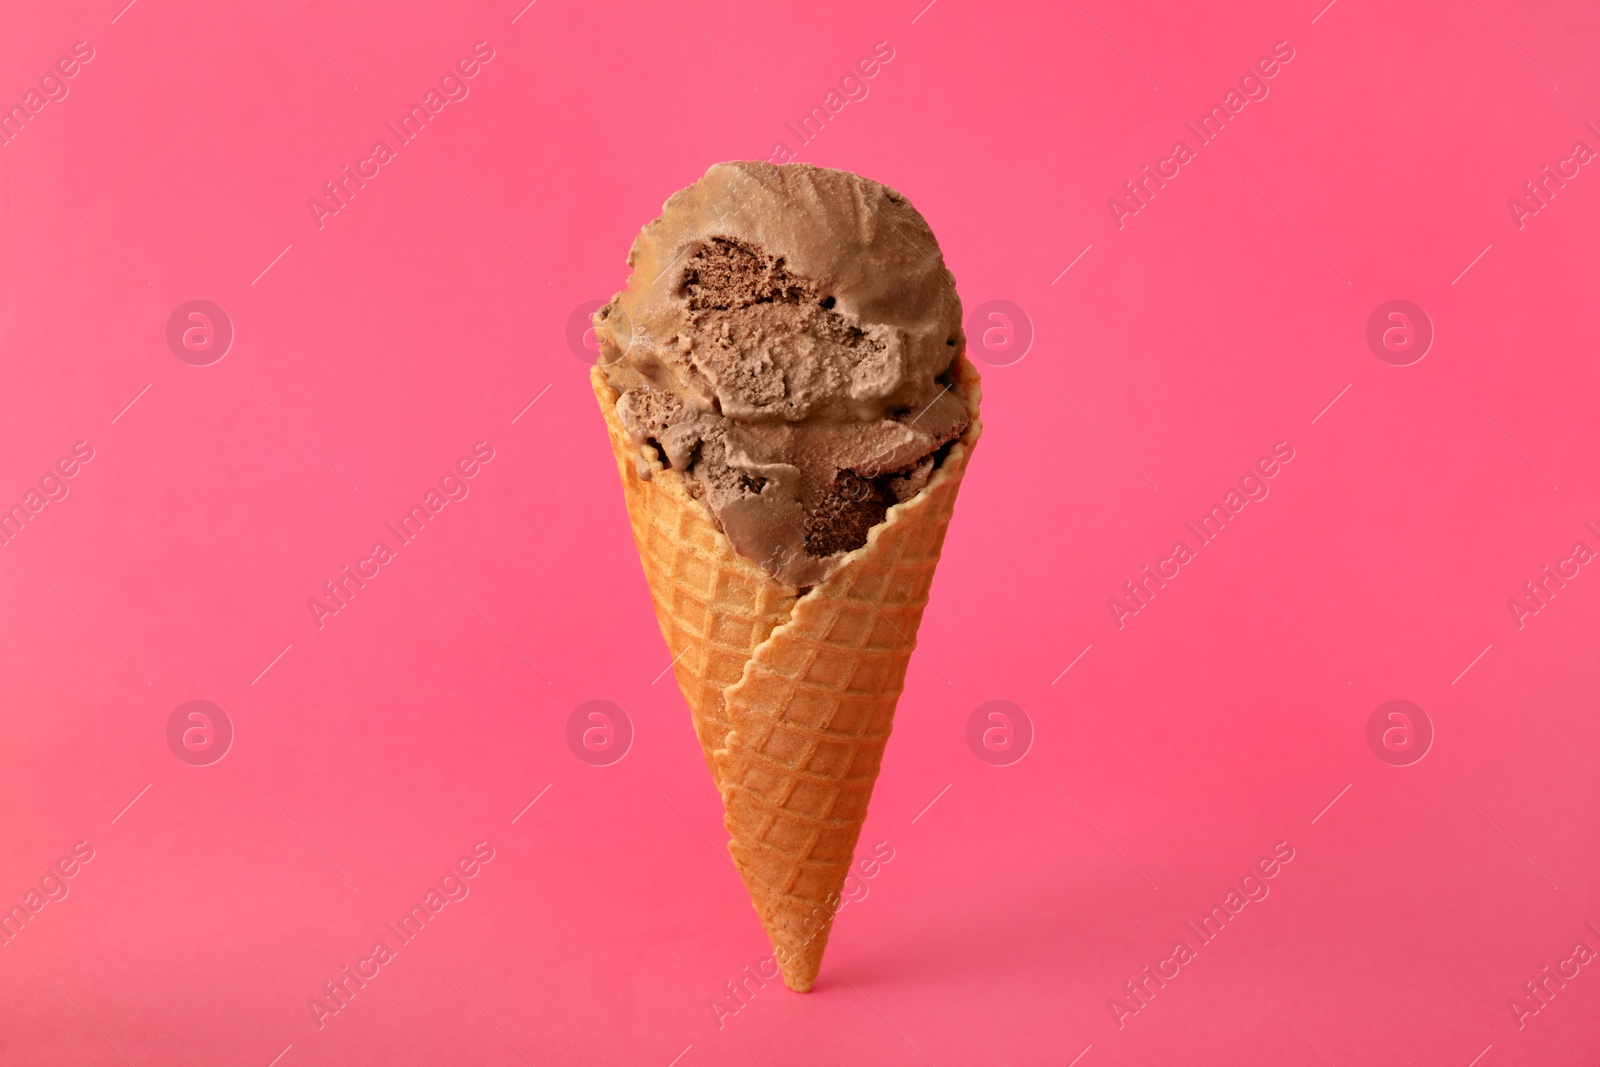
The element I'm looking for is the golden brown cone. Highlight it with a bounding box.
[592,358,982,991]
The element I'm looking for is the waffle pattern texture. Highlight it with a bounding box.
[592,358,982,991]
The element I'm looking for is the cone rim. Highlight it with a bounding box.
[589,356,983,604]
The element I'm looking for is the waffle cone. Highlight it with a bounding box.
[592,359,981,991]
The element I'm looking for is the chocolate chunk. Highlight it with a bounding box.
[803,470,892,557]
[683,237,813,311]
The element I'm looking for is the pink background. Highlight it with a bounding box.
[2,0,1598,1063]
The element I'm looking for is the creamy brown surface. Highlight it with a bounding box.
[595,161,968,586]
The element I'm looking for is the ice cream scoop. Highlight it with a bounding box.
[594,161,970,586]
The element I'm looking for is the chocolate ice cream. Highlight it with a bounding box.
[594,161,969,587]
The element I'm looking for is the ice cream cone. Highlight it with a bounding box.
[592,355,982,991]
